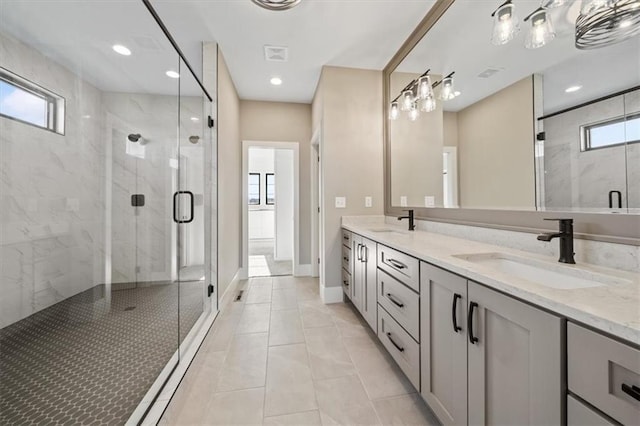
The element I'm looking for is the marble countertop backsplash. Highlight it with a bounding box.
[342,216,640,345]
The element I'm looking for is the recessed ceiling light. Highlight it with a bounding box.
[112,44,131,56]
[166,70,180,79]
[270,77,283,86]
[565,85,582,93]
[190,117,200,122]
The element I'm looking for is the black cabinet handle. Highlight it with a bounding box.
[343,235,349,240]
[387,258,407,270]
[622,383,640,401]
[343,280,349,287]
[343,256,349,262]
[386,332,404,352]
[386,293,404,308]
[468,302,479,344]
[452,293,462,333]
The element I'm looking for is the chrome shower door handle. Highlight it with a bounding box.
[173,191,194,224]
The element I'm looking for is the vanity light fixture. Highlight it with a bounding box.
[408,102,420,121]
[416,73,434,101]
[389,101,400,120]
[400,89,415,111]
[543,0,567,7]
[251,0,301,11]
[420,94,437,112]
[438,73,456,101]
[166,70,180,79]
[524,7,556,49]
[491,0,520,45]
[576,0,640,49]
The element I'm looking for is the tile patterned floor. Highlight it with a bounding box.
[248,240,293,277]
[0,281,204,425]
[160,276,439,425]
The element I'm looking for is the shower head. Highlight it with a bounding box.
[189,135,200,144]
[128,133,142,143]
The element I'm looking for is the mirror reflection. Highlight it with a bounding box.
[388,0,640,213]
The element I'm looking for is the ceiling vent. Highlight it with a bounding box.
[264,45,289,62]
[477,68,504,78]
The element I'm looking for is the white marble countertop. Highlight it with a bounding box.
[342,216,640,345]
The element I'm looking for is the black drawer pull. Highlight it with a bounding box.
[343,280,349,287]
[622,383,640,401]
[343,256,349,262]
[386,293,404,308]
[386,332,404,352]
[343,235,349,240]
[452,293,462,333]
[387,258,407,270]
[468,302,479,344]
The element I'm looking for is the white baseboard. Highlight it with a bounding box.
[219,269,243,308]
[295,264,312,277]
[321,284,344,304]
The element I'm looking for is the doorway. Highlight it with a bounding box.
[242,142,299,278]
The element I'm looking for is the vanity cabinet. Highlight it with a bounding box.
[567,322,640,425]
[342,230,352,298]
[420,262,563,425]
[351,234,377,331]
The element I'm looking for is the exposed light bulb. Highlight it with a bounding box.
[491,2,520,45]
[438,77,456,101]
[408,102,420,121]
[389,101,400,120]
[525,9,556,49]
[416,75,434,101]
[420,95,437,112]
[400,90,414,111]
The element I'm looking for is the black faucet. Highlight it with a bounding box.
[537,218,575,264]
[398,209,416,231]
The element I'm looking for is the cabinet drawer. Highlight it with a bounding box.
[378,306,420,390]
[341,245,351,272]
[377,244,419,292]
[342,268,351,298]
[342,229,352,248]
[567,395,615,426]
[377,269,419,341]
[568,322,640,425]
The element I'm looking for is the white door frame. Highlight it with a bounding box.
[241,140,300,279]
[443,146,459,208]
[310,126,322,279]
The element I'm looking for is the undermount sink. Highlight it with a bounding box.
[452,252,628,290]
[369,228,406,235]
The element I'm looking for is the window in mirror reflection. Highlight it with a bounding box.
[581,114,640,151]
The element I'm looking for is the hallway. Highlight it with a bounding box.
[160,276,438,425]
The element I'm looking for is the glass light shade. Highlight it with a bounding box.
[491,3,520,45]
[416,75,434,100]
[438,77,456,101]
[389,101,400,120]
[525,9,556,49]
[543,0,567,8]
[580,0,612,15]
[400,90,414,111]
[420,95,437,112]
[408,102,420,121]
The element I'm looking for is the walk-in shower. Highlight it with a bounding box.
[0,1,217,424]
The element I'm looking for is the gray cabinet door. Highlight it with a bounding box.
[361,238,377,331]
[467,281,563,425]
[351,234,363,313]
[420,262,468,425]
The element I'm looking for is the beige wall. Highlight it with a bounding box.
[457,76,535,209]
[314,66,384,290]
[443,111,458,147]
[217,51,241,297]
[240,101,312,264]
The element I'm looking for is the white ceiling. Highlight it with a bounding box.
[395,0,640,114]
[152,0,437,103]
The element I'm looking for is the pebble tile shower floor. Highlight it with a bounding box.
[0,281,203,425]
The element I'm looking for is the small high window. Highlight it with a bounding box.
[266,173,275,205]
[581,113,640,151]
[0,67,65,134]
[248,173,260,205]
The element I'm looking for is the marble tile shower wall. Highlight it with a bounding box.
[0,31,106,328]
[543,90,639,211]
[0,31,203,328]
